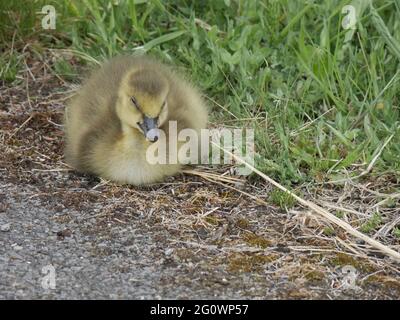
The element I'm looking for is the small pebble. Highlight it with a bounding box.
[1,223,10,232]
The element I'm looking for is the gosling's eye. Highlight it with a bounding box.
[131,97,139,109]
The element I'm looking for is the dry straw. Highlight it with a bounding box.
[212,142,400,262]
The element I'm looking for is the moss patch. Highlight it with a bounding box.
[227,253,277,273]
[330,253,377,273]
[242,232,271,249]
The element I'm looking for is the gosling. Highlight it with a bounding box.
[64,55,208,185]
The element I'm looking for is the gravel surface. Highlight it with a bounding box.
[0,182,278,299]
[1,180,399,300]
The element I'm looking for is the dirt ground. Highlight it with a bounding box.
[0,51,399,299]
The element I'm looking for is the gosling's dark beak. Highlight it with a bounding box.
[139,116,159,142]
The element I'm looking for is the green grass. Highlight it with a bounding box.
[1,0,400,186]
[268,189,296,210]
[394,227,400,238]
[360,212,383,233]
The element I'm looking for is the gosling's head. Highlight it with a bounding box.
[116,68,169,142]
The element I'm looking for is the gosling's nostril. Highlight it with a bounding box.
[146,128,160,142]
